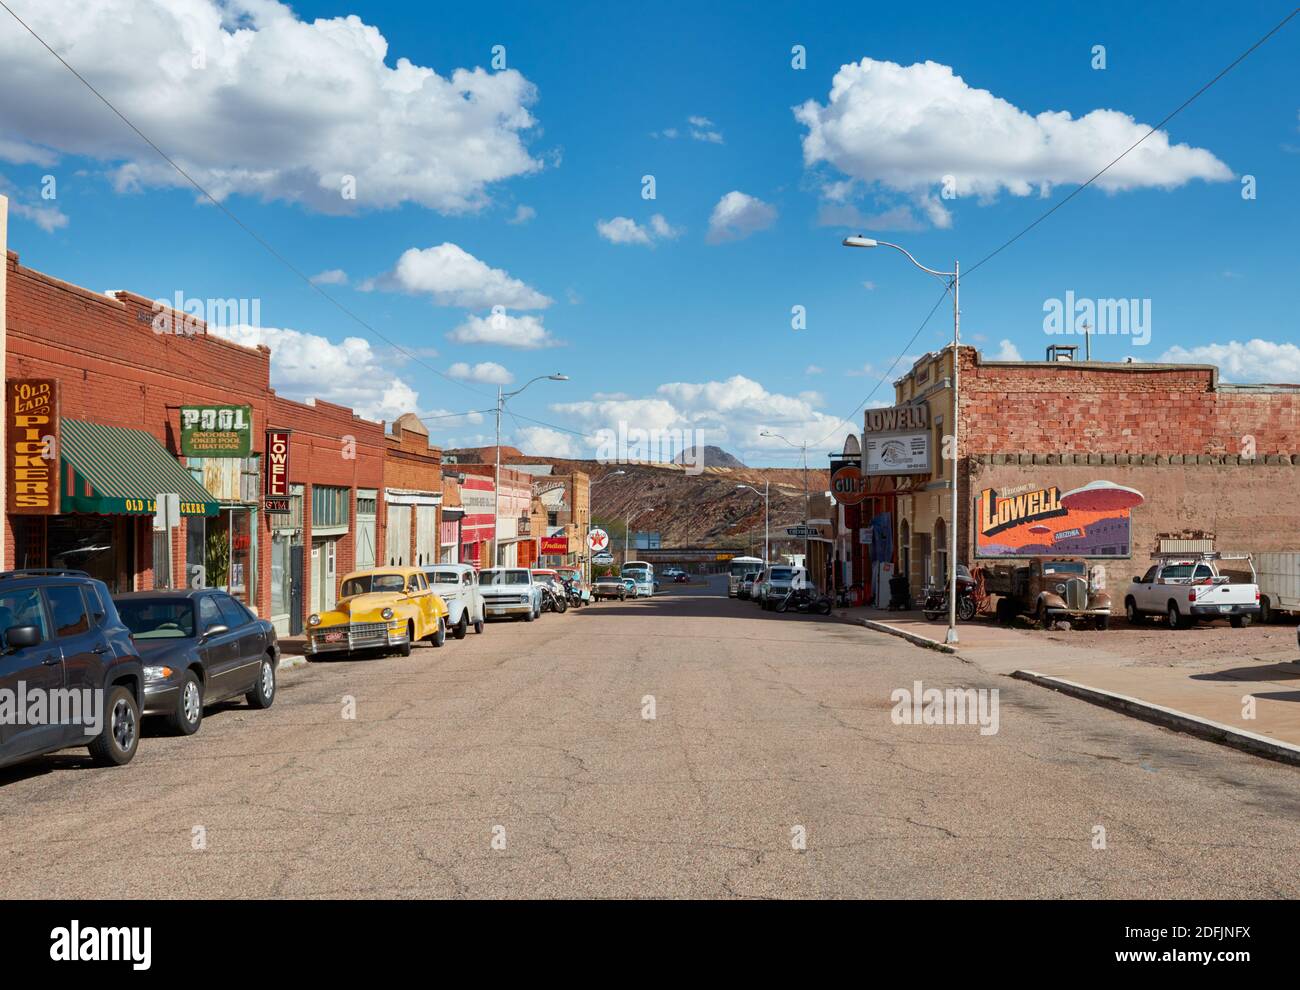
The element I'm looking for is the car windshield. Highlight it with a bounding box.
[341,574,406,596]
[769,568,793,581]
[426,570,462,585]
[1042,562,1086,577]
[117,599,196,639]
[1159,564,1196,580]
[483,570,530,585]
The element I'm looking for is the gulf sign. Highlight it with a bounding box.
[7,379,60,515]
[831,465,866,505]
[264,429,291,513]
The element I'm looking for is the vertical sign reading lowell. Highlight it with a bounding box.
[7,379,60,515]
[264,429,291,513]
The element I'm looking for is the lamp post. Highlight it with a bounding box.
[842,235,960,645]
[736,481,770,563]
[493,373,568,567]
[761,431,810,572]
[587,469,625,582]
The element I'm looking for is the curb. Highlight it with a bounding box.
[1012,669,1300,768]
[852,617,958,655]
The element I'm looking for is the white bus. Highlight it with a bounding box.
[621,560,655,598]
[727,555,764,598]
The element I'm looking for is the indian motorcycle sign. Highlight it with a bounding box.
[974,480,1145,559]
[7,379,60,515]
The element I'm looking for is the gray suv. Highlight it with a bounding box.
[0,569,144,770]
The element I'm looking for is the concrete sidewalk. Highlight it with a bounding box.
[839,604,1300,757]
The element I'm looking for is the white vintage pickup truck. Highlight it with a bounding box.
[1123,554,1261,629]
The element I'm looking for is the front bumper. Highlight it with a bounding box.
[142,680,181,716]
[484,598,533,617]
[306,621,409,655]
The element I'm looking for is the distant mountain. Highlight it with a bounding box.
[674,444,745,469]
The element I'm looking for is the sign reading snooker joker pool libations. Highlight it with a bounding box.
[7,379,60,515]
[975,480,1145,559]
[180,405,252,457]
[264,429,291,513]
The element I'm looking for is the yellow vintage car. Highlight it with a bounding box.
[305,566,449,658]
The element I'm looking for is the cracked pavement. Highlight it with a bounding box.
[1,574,1297,898]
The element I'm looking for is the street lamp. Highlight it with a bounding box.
[843,235,960,645]
[493,373,568,567]
[736,482,770,563]
[760,430,810,574]
[586,469,625,582]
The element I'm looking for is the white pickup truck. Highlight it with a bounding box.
[1123,554,1261,629]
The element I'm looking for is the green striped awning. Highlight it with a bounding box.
[60,419,219,517]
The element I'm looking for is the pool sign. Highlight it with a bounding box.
[587,528,610,553]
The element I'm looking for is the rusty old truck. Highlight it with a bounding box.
[983,556,1112,630]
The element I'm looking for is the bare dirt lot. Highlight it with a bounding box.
[1041,615,1300,668]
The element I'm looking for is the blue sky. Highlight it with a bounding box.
[0,0,1296,465]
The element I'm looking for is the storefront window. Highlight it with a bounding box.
[41,516,136,593]
[202,509,257,606]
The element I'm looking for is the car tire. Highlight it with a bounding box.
[1125,597,1142,624]
[1259,597,1273,624]
[246,655,276,710]
[88,685,140,767]
[524,608,535,622]
[1095,615,1110,631]
[431,617,447,647]
[1167,602,1184,630]
[474,611,485,634]
[165,669,203,736]
[454,613,468,640]
[396,624,414,656]
[1037,601,1050,629]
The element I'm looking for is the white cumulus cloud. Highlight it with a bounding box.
[365,243,551,309]
[448,361,514,384]
[595,213,680,246]
[706,191,777,243]
[796,58,1232,228]
[210,323,421,422]
[447,312,557,349]
[512,426,581,457]
[1159,339,1300,383]
[0,0,542,213]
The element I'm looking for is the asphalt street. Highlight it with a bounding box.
[2,574,1298,898]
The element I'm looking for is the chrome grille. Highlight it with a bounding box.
[1064,578,1088,610]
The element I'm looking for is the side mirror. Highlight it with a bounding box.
[5,624,43,649]
[1132,576,1141,583]
[202,624,229,642]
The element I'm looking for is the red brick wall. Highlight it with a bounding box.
[4,249,388,627]
[268,394,384,622]
[959,348,1300,456]
[968,455,1300,590]
[4,251,274,599]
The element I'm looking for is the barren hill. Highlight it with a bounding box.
[447,447,828,548]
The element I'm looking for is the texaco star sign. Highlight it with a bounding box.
[587,528,610,553]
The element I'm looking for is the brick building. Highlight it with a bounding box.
[514,465,591,569]
[862,345,1300,598]
[1,245,390,635]
[381,412,443,569]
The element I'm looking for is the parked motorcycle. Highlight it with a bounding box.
[540,584,568,613]
[922,566,978,622]
[775,587,833,615]
[561,578,584,609]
